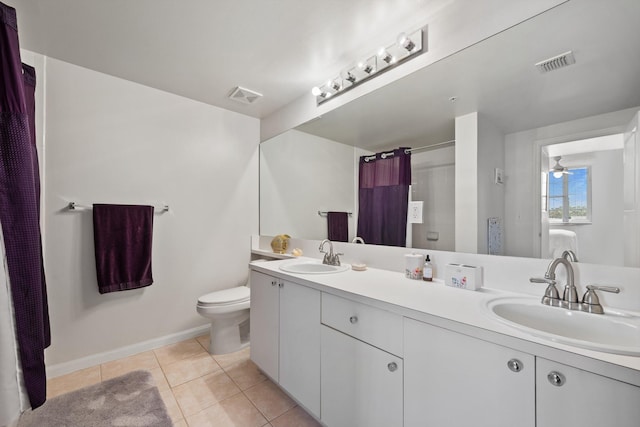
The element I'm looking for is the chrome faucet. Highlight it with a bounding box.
[531,257,621,314]
[561,250,578,262]
[319,239,342,266]
[547,257,579,309]
[352,237,365,244]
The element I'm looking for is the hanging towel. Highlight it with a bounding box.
[327,211,349,242]
[93,204,154,294]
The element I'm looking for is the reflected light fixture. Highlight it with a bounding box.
[551,156,572,178]
[310,25,427,105]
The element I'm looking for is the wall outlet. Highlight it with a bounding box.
[408,201,423,224]
[494,168,504,185]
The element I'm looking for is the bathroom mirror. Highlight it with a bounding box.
[260,0,640,267]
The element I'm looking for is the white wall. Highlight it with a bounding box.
[477,115,505,254]
[260,130,356,241]
[548,150,624,265]
[504,107,638,260]
[41,56,259,366]
[455,113,479,253]
[411,146,455,251]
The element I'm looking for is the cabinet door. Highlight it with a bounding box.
[279,281,321,417]
[537,358,640,427]
[249,271,279,380]
[404,318,535,427]
[321,325,403,427]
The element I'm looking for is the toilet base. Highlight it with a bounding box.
[207,309,250,355]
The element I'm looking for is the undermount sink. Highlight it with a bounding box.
[486,296,640,356]
[279,260,350,274]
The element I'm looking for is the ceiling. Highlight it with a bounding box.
[296,0,640,151]
[6,0,454,118]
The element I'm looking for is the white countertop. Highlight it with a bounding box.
[250,258,640,386]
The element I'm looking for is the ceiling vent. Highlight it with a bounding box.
[535,51,576,73]
[229,86,262,105]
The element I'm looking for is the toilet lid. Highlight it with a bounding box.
[198,286,250,306]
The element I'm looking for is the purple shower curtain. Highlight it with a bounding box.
[0,2,50,409]
[356,148,411,247]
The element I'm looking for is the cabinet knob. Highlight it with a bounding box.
[349,316,358,324]
[387,362,398,372]
[507,359,523,373]
[547,371,566,387]
[271,281,277,286]
[278,282,283,288]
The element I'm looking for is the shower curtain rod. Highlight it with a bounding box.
[405,139,456,154]
[67,201,170,213]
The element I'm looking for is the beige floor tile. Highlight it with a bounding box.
[148,366,171,392]
[159,388,185,423]
[172,370,241,417]
[185,393,268,427]
[225,359,267,391]
[244,380,296,421]
[162,352,221,387]
[270,406,322,427]
[196,334,210,351]
[154,339,209,367]
[47,365,101,398]
[173,419,188,427]
[100,350,160,380]
[215,346,251,370]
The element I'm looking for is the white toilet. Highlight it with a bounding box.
[196,286,250,355]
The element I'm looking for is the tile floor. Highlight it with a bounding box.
[46,335,322,427]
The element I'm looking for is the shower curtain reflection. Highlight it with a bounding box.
[357,148,411,247]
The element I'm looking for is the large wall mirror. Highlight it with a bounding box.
[260,0,640,268]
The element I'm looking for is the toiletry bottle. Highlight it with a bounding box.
[423,255,433,281]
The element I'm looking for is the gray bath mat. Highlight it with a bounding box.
[18,370,173,427]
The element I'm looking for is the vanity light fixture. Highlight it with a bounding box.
[378,47,394,64]
[397,32,416,52]
[357,58,375,74]
[311,25,427,105]
[343,70,357,84]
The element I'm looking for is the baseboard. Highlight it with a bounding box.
[46,324,210,378]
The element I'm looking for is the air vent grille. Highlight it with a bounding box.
[229,86,263,105]
[535,51,576,73]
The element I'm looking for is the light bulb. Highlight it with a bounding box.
[553,171,563,179]
[343,70,356,83]
[397,32,415,51]
[358,60,373,74]
[378,48,392,64]
[311,86,322,96]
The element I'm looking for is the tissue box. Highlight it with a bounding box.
[444,264,483,291]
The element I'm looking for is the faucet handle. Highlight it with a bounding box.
[586,285,621,294]
[530,277,556,285]
[531,277,561,306]
[581,285,620,314]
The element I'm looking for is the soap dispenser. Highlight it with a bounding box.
[423,255,433,282]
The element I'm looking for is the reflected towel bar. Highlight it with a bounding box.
[67,201,170,213]
[318,211,352,217]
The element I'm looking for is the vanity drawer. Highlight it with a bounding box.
[321,292,403,357]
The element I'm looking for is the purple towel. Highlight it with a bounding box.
[93,204,154,294]
[327,211,349,242]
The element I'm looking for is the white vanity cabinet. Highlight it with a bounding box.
[404,317,535,427]
[320,293,404,427]
[249,271,321,417]
[536,358,640,427]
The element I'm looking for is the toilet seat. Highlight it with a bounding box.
[198,286,250,307]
